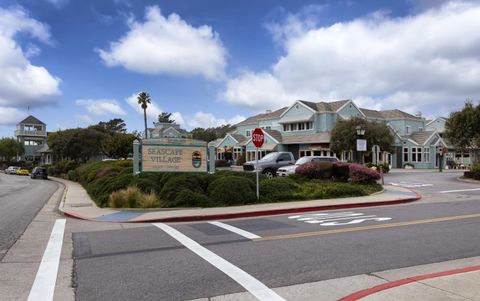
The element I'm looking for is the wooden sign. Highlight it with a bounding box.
[142,138,207,173]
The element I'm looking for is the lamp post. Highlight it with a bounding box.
[356,125,366,164]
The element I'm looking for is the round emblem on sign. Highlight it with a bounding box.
[192,151,202,168]
[252,128,264,148]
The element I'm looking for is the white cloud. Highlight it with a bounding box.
[98,5,227,80]
[222,1,480,116]
[76,99,126,116]
[0,7,60,109]
[75,114,93,126]
[187,112,245,128]
[0,107,27,126]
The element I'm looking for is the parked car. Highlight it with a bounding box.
[16,167,30,176]
[277,156,339,177]
[5,166,19,174]
[243,152,295,178]
[31,167,48,179]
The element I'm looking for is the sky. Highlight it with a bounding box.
[1,0,480,137]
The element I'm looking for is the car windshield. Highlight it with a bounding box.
[295,157,311,165]
[259,153,278,162]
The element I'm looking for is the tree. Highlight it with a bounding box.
[330,117,394,156]
[0,138,24,161]
[101,133,136,159]
[190,124,235,143]
[137,92,151,138]
[97,118,127,133]
[157,112,175,123]
[445,101,480,151]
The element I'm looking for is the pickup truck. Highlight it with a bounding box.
[243,152,295,178]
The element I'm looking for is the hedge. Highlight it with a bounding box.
[72,161,382,208]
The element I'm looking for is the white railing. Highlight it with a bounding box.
[15,130,47,137]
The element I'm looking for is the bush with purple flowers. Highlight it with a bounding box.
[349,163,381,184]
[295,161,333,179]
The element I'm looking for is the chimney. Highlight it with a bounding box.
[415,111,422,118]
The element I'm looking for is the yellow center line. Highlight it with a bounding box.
[254,213,480,242]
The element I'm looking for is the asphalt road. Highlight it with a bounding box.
[0,172,58,260]
[72,171,480,301]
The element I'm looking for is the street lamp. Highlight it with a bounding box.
[356,125,366,164]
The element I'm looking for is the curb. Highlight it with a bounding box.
[340,265,480,301]
[60,190,421,223]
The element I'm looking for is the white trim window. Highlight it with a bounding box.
[406,126,410,134]
[283,122,313,132]
[403,147,409,162]
[411,147,422,162]
[245,130,251,137]
[424,147,430,162]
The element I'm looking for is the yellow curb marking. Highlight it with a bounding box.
[254,213,480,242]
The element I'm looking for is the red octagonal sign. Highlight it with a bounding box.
[252,128,264,148]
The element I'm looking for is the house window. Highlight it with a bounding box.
[411,147,422,162]
[424,147,430,162]
[282,122,313,132]
[406,126,410,134]
[246,130,251,137]
[403,147,409,162]
[418,127,423,132]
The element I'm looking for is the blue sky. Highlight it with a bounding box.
[1,0,480,137]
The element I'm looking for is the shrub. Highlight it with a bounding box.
[260,177,299,202]
[87,173,134,207]
[296,161,333,179]
[403,162,414,168]
[294,181,379,199]
[349,163,381,184]
[67,170,78,181]
[378,162,390,173]
[138,191,160,208]
[114,160,133,168]
[159,174,206,201]
[164,189,212,208]
[332,163,350,181]
[471,161,480,173]
[464,171,480,180]
[108,186,159,208]
[236,154,246,166]
[208,176,256,206]
[215,159,231,167]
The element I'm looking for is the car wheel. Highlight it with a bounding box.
[263,169,275,179]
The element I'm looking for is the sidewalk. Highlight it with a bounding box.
[341,260,480,301]
[53,177,421,223]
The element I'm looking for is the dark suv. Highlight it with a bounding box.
[31,167,48,179]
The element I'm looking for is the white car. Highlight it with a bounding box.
[276,156,339,176]
[5,166,20,175]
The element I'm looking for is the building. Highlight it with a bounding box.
[213,99,456,169]
[15,115,48,162]
[147,121,189,139]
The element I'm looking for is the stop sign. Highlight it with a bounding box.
[252,128,264,148]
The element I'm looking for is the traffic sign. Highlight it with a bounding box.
[252,128,264,148]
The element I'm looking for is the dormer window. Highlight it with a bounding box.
[283,122,313,132]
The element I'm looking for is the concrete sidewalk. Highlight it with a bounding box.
[53,177,421,223]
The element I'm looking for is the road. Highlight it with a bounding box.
[71,171,480,301]
[0,173,58,260]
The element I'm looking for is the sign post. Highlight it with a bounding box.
[252,128,265,199]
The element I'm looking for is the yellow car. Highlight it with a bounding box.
[16,168,30,176]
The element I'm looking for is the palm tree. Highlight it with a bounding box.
[137,92,151,138]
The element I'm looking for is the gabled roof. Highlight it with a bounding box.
[298,99,350,112]
[426,116,448,126]
[18,115,45,125]
[231,134,247,143]
[235,107,287,126]
[263,129,282,143]
[407,131,437,145]
[360,108,384,119]
[379,109,420,120]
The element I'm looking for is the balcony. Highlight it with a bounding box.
[15,130,47,137]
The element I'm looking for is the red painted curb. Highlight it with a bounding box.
[61,193,421,223]
[340,265,480,301]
